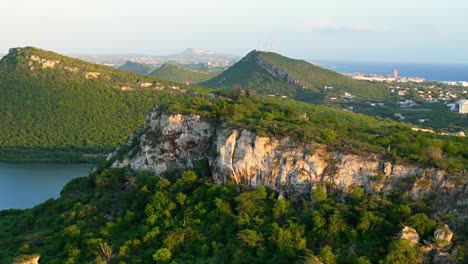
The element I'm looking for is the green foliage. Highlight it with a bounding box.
[202,50,391,103]
[0,47,209,161]
[237,229,264,248]
[319,245,336,264]
[0,168,460,263]
[149,63,220,84]
[405,213,436,239]
[0,47,466,170]
[118,61,157,75]
[156,92,467,171]
[153,248,172,263]
[383,239,421,264]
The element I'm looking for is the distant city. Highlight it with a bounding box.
[342,69,468,87]
[316,60,468,84]
[69,48,240,70]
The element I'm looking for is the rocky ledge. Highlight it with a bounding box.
[110,111,465,208]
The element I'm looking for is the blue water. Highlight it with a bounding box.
[316,60,468,82]
[0,162,95,210]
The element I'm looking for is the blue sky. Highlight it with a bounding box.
[1,0,467,63]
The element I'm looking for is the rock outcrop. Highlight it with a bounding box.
[13,254,40,264]
[247,52,306,88]
[110,111,465,201]
[112,111,215,176]
[434,225,453,247]
[398,226,420,246]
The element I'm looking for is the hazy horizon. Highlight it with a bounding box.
[2,0,468,64]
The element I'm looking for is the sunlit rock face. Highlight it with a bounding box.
[111,111,463,199]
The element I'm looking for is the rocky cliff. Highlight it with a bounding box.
[251,52,306,88]
[110,111,466,214]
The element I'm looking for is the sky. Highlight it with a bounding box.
[1,0,468,63]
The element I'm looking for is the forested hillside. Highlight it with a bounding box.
[118,61,157,75]
[149,63,220,84]
[0,47,207,161]
[1,168,465,263]
[202,51,392,103]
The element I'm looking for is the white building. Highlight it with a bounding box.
[460,100,468,114]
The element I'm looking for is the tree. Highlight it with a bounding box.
[153,248,172,263]
[383,240,420,264]
[406,213,436,239]
[237,229,264,248]
[319,245,336,264]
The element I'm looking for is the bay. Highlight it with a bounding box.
[0,162,95,210]
[316,60,468,82]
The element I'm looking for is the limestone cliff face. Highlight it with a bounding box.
[112,111,215,175]
[111,111,465,207]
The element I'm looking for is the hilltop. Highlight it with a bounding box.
[202,50,391,103]
[0,90,466,263]
[0,47,465,163]
[0,47,207,161]
[148,63,221,84]
[118,61,157,75]
[0,48,466,263]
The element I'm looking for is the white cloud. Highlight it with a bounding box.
[300,17,385,33]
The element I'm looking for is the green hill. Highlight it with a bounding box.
[118,61,157,75]
[0,91,466,261]
[0,47,207,161]
[148,63,220,84]
[2,167,465,263]
[0,49,466,262]
[0,47,465,168]
[202,50,391,103]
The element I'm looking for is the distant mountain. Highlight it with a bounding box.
[148,63,221,84]
[72,49,240,68]
[161,48,240,64]
[0,46,205,161]
[118,61,157,75]
[202,50,390,103]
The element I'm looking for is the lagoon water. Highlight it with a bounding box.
[0,162,95,210]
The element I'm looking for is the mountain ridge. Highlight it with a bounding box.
[202,50,390,103]
[148,63,221,83]
[0,46,207,161]
[118,60,157,75]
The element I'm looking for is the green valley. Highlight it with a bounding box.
[149,63,220,84]
[118,61,157,75]
[0,47,208,162]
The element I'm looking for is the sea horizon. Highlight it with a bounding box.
[315,60,468,82]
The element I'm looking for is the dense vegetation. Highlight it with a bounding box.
[0,48,466,263]
[202,51,392,103]
[149,63,220,84]
[118,61,157,75]
[344,102,467,133]
[0,47,208,161]
[1,168,465,263]
[0,47,465,170]
[154,90,467,171]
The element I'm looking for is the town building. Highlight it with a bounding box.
[459,99,468,114]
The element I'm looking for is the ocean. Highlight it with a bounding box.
[315,61,468,82]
